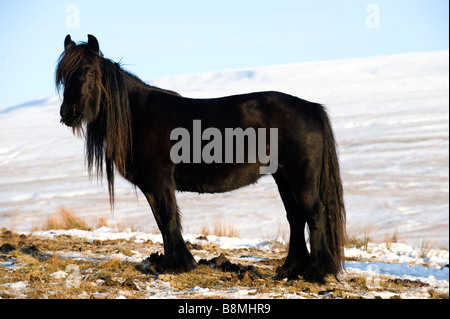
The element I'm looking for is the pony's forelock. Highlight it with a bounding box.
[55,43,103,93]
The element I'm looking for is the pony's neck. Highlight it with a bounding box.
[121,69,181,108]
[117,71,150,110]
[122,71,150,94]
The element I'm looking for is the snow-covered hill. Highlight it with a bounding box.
[0,51,448,249]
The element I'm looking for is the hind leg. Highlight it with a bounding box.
[304,199,340,283]
[273,172,310,279]
[280,185,340,283]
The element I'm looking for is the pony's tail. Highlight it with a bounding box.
[317,106,346,278]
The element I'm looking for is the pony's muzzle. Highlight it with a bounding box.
[60,103,79,127]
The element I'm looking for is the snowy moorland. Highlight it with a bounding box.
[0,51,448,299]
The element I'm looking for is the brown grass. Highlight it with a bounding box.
[345,226,372,251]
[419,239,435,258]
[43,208,90,231]
[201,220,240,238]
[39,207,110,231]
[1,228,447,299]
[384,231,399,250]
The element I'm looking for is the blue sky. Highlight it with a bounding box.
[0,0,448,108]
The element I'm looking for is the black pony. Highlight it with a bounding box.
[56,34,346,282]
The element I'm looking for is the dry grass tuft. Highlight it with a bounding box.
[384,231,399,250]
[345,229,371,251]
[419,239,435,258]
[201,220,240,238]
[43,208,90,231]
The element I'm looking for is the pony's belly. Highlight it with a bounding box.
[174,162,262,193]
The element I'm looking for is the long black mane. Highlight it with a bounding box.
[56,41,133,206]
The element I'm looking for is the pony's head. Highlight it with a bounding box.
[56,34,104,128]
[56,34,132,206]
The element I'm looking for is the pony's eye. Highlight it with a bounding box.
[88,68,95,75]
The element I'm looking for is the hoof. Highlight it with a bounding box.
[276,265,300,280]
[149,252,197,274]
[276,257,308,280]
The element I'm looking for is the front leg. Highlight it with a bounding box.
[141,187,197,274]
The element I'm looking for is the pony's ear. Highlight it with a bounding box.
[87,34,100,52]
[64,34,75,50]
